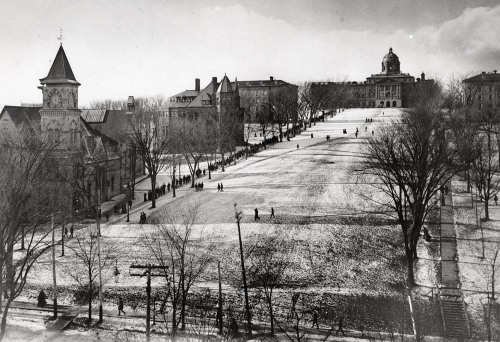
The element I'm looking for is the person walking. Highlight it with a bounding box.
[64,227,68,238]
[311,309,320,328]
[118,297,126,315]
[254,208,260,221]
[220,183,223,192]
[297,144,299,149]
[270,207,275,219]
[217,183,220,192]
[495,194,498,205]
[336,316,345,336]
[70,225,74,238]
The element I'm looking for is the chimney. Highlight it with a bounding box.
[270,76,274,82]
[212,77,218,93]
[421,72,425,81]
[127,96,135,113]
[195,78,200,92]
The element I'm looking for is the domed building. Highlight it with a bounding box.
[312,47,433,109]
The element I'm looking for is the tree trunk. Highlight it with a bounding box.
[150,173,156,209]
[88,277,92,320]
[172,179,176,198]
[278,124,283,142]
[268,295,274,335]
[0,297,14,341]
[221,153,225,172]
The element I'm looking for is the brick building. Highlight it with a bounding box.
[463,70,500,110]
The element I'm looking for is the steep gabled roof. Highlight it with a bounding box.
[187,79,218,108]
[85,109,129,142]
[40,45,80,85]
[0,106,41,130]
[217,75,233,93]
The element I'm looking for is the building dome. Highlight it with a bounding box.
[381,47,400,74]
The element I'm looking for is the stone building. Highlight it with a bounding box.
[312,47,433,109]
[0,45,141,211]
[463,70,500,111]
[161,74,245,143]
[232,77,298,123]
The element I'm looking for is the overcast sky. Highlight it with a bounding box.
[1,0,499,107]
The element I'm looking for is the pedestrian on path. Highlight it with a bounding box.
[297,144,299,149]
[64,226,68,237]
[336,316,345,336]
[494,194,498,205]
[118,297,126,315]
[312,309,320,328]
[220,183,224,192]
[217,183,220,192]
[70,225,74,238]
[254,208,260,221]
[270,207,275,219]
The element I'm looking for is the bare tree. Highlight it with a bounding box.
[246,231,293,335]
[68,225,117,321]
[127,105,171,208]
[0,131,61,341]
[358,84,469,285]
[471,106,500,220]
[143,203,214,336]
[268,86,298,142]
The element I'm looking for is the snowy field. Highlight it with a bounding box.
[12,107,446,338]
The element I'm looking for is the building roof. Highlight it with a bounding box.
[81,109,107,123]
[40,45,80,85]
[232,79,296,88]
[464,72,500,83]
[171,90,200,98]
[0,106,41,130]
[84,109,129,142]
[382,47,399,63]
[217,75,233,93]
[187,79,218,108]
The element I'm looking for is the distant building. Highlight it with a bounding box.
[312,48,433,109]
[163,76,297,128]
[232,77,298,123]
[161,75,245,142]
[463,70,500,110]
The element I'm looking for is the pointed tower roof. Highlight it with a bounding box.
[40,45,80,85]
[217,74,233,93]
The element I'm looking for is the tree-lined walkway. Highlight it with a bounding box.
[439,183,470,338]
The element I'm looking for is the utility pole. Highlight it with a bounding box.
[61,215,65,257]
[218,261,223,335]
[234,204,251,335]
[130,264,169,341]
[97,189,103,323]
[51,213,58,318]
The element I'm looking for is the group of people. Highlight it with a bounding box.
[195,182,204,190]
[254,207,275,221]
[63,225,74,239]
[217,183,224,192]
[139,212,147,224]
[311,310,346,336]
[365,118,373,123]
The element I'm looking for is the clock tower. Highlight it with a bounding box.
[38,45,81,147]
